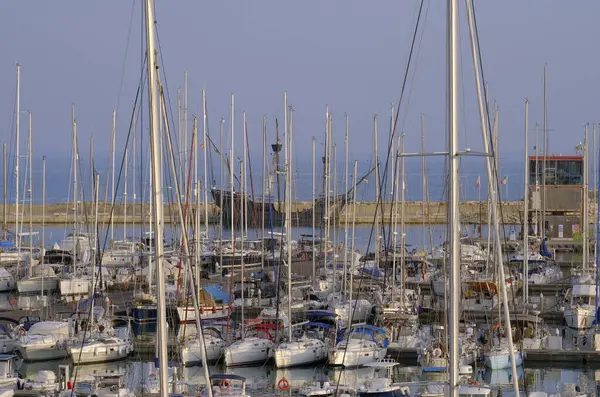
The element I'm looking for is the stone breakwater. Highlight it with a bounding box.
[0,200,528,226]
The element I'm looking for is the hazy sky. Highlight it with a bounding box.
[2,1,600,169]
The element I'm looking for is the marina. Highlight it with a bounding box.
[1,1,600,397]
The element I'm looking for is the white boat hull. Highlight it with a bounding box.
[69,340,132,364]
[59,278,90,296]
[17,343,69,362]
[274,343,328,368]
[180,338,224,366]
[564,307,596,329]
[484,351,523,370]
[328,346,386,367]
[17,278,58,294]
[224,337,272,367]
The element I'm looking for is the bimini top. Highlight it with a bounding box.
[336,325,389,347]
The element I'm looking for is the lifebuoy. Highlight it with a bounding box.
[278,377,290,391]
[125,281,129,290]
[19,327,26,337]
[432,347,442,358]
[8,297,16,306]
[219,380,231,390]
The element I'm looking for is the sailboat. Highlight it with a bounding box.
[273,107,330,368]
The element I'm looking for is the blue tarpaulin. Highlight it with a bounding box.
[203,284,230,304]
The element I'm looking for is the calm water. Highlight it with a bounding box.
[14,356,600,396]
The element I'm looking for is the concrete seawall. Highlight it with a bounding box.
[0,200,527,226]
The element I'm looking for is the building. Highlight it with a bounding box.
[528,155,584,239]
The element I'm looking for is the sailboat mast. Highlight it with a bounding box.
[143,0,168,395]
[466,0,520,393]
[261,117,266,271]
[343,114,349,295]
[312,137,316,282]
[111,109,116,243]
[124,148,128,240]
[373,115,379,266]
[523,99,529,311]
[72,105,78,236]
[542,65,547,237]
[447,0,460,395]
[15,64,20,249]
[230,94,235,233]
[287,106,293,342]
[421,116,426,249]
[91,173,100,321]
[348,160,358,322]
[202,89,209,235]
[584,125,589,269]
[3,144,7,240]
[594,123,598,263]
[42,156,46,258]
[27,112,33,277]
[400,133,405,309]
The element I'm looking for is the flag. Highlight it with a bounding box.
[501,176,508,185]
[475,176,480,188]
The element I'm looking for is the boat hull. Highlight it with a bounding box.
[69,340,132,364]
[328,347,386,367]
[274,344,328,368]
[17,343,69,362]
[223,337,272,367]
[180,343,223,366]
[59,278,90,296]
[484,351,523,370]
[17,279,58,294]
[564,308,596,329]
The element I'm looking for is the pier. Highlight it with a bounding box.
[0,200,528,226]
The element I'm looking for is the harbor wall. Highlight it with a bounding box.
[0,200,533,226]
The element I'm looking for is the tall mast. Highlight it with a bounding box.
[261,116,266,271]
[343,114,349,295]
[202,89,209,236]
[542,65,547,237]
[132,103,137,206]
[124,148,128,240]
[286,106,293,342]
[583,125,589,269]
[595,123,598,263]
[447,0,460,395]
[158,86,213,397]
[230,94,235,233]
[400,133,405,309]
[143,1,168,396]
[15,64,20,248]
[466,0,520,393]
[42,156,46,258]
[324,106,330,269]
[421,116,426,249]
[72,105,78,236]
[348,160,358,322]
[373,115,379,267]
[184,71,189,192]
[111,109,116,243]
[27,112,33,277]
[391,105,398,302]
[3,144,6,240]
[523,99,529,311]
[312,137,316,282]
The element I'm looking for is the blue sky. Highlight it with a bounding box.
[1,1,599,187]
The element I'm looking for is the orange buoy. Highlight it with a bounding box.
[278,378,290,391]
